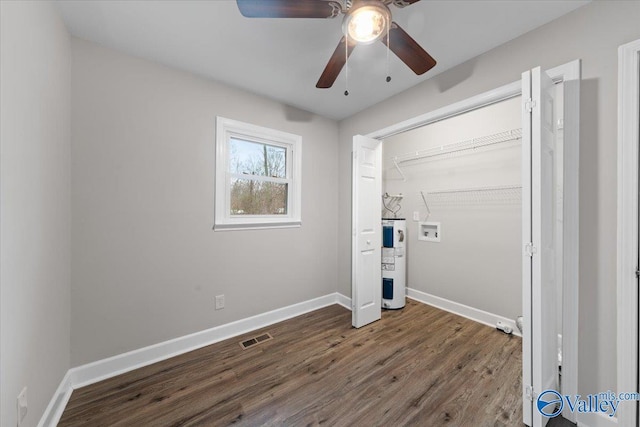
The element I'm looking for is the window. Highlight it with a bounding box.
[215,117,301,230]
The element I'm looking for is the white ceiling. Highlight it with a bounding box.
[54,0,589,120]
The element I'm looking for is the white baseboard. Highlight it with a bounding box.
[39,292,347,427]
[70,293,343,389]
[334,289,517,338]
[406,287,521,337]
[578,412,618,427]
[39,290,521,426]
[37,371,73,427]
[335,292,351,310]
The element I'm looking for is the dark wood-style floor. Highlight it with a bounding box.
[60,300,527,426]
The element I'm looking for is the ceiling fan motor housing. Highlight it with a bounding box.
[342,1,391,45]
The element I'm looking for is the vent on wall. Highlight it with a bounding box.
[239,332,273,350]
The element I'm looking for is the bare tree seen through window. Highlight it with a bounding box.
[229,138,288,215]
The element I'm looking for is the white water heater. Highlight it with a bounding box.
[381,218,406,309]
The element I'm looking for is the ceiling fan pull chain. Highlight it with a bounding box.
[386,26,391,83]
[344,36,349,96]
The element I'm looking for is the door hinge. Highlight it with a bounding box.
[636,268,639,279]
[524,242,537,257]
[524,98,536,114]
[525,385,537,402]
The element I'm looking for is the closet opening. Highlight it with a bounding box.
[381,96,525,338]
[351,60,580,427]
[381,95,527,421]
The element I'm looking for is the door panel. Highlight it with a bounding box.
[523,67,558,427]
[534,66,558,427]
[522,69,534,427]
[352,135,382,328]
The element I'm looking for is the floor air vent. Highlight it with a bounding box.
[239,333,273,350]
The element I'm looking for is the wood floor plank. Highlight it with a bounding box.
[58,300,524,426]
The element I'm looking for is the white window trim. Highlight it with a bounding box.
[214,116,302,231]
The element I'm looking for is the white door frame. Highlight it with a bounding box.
[617,38,640,427]
[363,59,581,423]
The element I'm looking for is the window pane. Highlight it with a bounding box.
[229,138,286,178]
[230,178,288,215]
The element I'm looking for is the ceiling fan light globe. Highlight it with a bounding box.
[343,4,390,45]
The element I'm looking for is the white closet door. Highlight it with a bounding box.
[352,135,382,328]
[522,66,558,427]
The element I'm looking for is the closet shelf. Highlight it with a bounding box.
[422,185,522,206]
[394,128,522,163]
[391,128,522,181]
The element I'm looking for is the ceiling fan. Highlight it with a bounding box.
[236,0,436,90]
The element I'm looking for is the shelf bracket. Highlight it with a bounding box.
[393,158,406,182]
[420,191,431,219]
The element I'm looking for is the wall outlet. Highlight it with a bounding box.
[215,295,225,310]
[17,387,27,426]
[412,211,420,221]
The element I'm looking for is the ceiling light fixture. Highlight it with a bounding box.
[237,0,437,90]
[343,2,391,45]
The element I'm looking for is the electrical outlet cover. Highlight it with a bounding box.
[215,295,225,310]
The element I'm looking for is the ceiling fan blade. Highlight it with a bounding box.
[237,0,340,18]
[382,22,436,75]
[392,0,421,6]
[316,36,356,89]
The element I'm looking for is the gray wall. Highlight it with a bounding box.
[383,97,522,320]
[70,39,340,365]
[0,2,71,427]
[338,0,640,399]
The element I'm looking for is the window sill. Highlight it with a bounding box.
[213,221,301,232]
